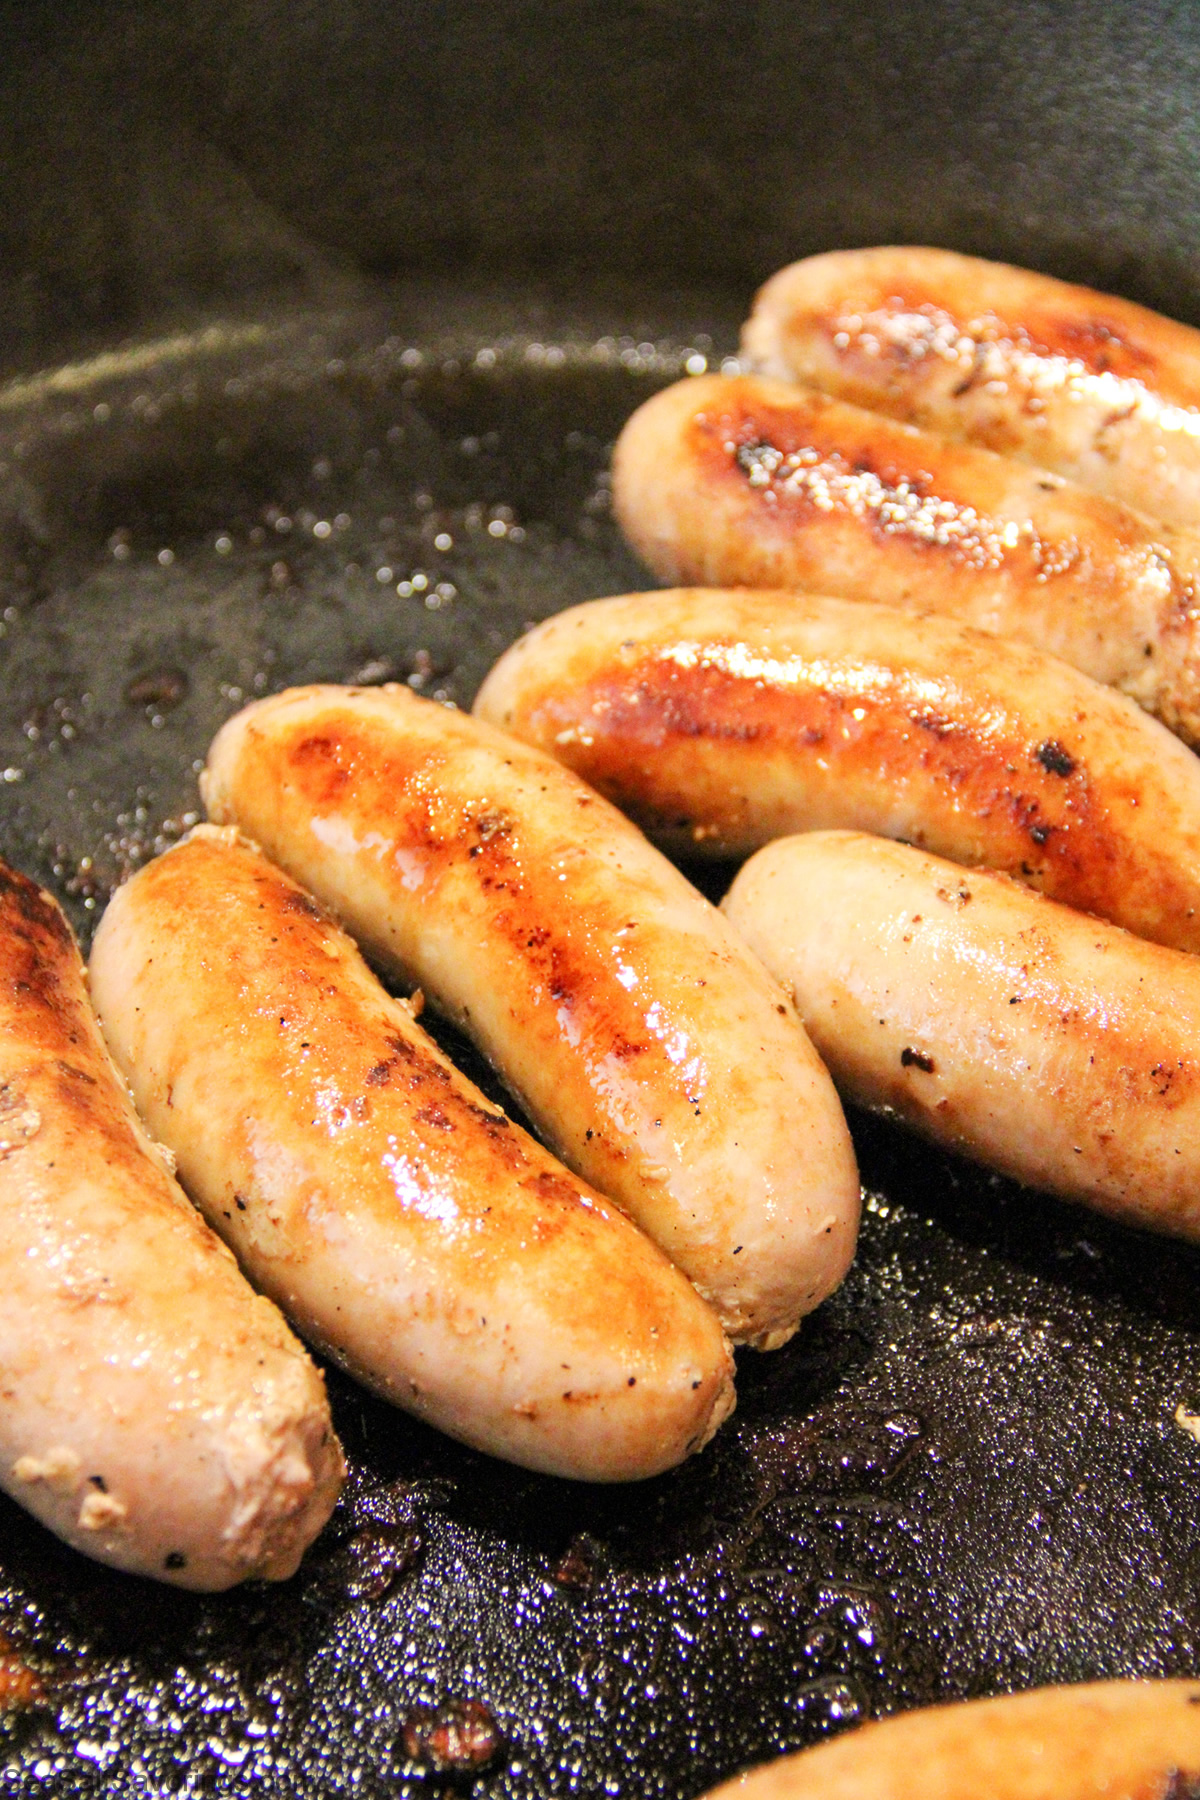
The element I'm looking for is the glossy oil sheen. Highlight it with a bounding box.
[0,297,1196,1798]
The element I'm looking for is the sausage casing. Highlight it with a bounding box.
[201,685,861,1349]
[474,587,1200,954]
[723,830,1200,1241]
[743,245,1200,528]
[89,827,735,1482]
[699,1679,1200,1800]
[0,859,343,1589]
[611,372,1200,743]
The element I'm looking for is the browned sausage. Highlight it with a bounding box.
[473,587,1200,953]
[201,684,861,1349]
[743,245,1200,528]
[611,372,1200,743]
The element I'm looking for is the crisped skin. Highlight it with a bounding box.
[744,245,1200,529]
[202,686,861,1350]
[90,827,735,1482]
[612,373,1200,744]
[699,1679,1200,1800]
[725,830,1200,1241]
[0,858,344,1590]
[475,588,1200,953]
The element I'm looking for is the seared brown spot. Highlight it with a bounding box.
[630,368,1200,753]
[521,649,1155,913]
[55,1060,96,1085]
[1039,312,1157,377]
[900,1047,936,1073]
[525,1168,591,1211]
[0,863,75,955]
[289,732,354,801]
[472,809,514,844]
[472,856,653,1066]
[832,290,1159,383]
[689,384,1073,578]
[264,719,690,1105]
[278,887,326,921]
[722,419,960,557]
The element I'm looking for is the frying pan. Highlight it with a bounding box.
[1,3,1199,1794]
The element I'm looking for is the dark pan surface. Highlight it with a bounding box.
[0,287,1198,1798]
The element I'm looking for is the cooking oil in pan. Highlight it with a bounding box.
[0,315,728,935]
[0,304,1197,1799]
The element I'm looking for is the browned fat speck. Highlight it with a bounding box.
[401,1699,503,1775]
[124,667,189,709]
[1035,739,1076,777]
[327,1524,422,1602]
[0,1638,45,1712]
[550,1534,598,1591]
[277,887,327,921]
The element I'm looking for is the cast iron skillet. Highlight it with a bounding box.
[0,5,1199,1796]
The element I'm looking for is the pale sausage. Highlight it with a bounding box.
[0,858,343,1589]
[724,830,1200,1241]
[699,1679,1200,1800]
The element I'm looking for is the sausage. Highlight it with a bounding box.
[742,245,1200,529]
[0,857,343,1589]
[722,830,1200,1241]
[89,826,735,1482]
[201,685,861,1349]
[473,587,1200,954]
[610,372,1200,744]
[698,1679,1200,1800]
